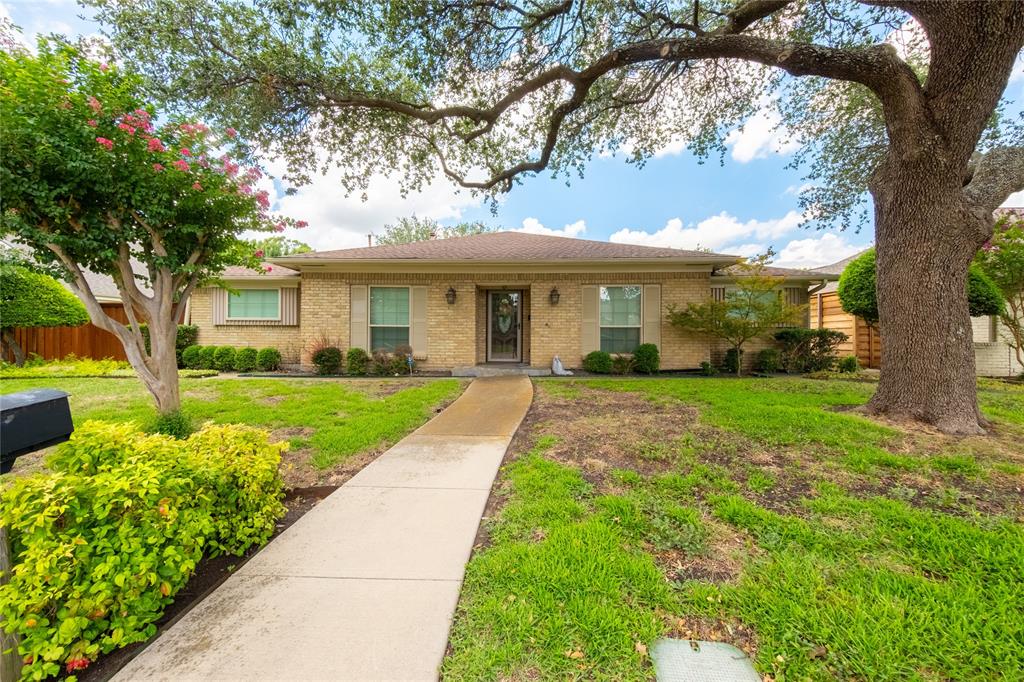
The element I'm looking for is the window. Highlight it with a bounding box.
[370,286,410,351]
[227,289,280,320]
[599,285,641,353]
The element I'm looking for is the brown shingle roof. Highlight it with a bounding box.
[220,264,299,278]
[274,231,738,263]
[713,263,836,279]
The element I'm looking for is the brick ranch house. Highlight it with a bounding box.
[187,231,833,373]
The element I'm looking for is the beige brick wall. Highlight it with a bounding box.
[189,288,304,364]
[973,316,1024,377]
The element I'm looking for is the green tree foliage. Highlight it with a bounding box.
[0,39,300,412]
[839,248,1004,326]
[975,212,1024,369]
[668,254,805,376]
[246,236,312,258]
[0,264,89,365]
[0,421,284,679]
[375,217,494,246]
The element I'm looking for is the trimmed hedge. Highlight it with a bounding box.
[312,346,343,375]
[234,347,258,372]
[346,347,369,376]
[755,348,781,374]
[0,421,285,679]
[583,350,613,374]
[181,345,203,369]
[0,264,88,329]
[632,343,660,374]
[197,346,217,370]
[256,347,282,371]
[213,346,236,372]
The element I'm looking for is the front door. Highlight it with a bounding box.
[487,291,522,362]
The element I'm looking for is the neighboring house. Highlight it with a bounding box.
[810,246,1024,377]
[187,231,832,373]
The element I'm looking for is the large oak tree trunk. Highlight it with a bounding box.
[867,159,988,435]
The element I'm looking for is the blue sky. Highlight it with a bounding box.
[4,0,1022,267]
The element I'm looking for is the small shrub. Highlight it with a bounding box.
[312,346,344,375]
[256,347,282,371]
[181,345,203,369]
[370,349,392,376]
[390,344,414,375]
[213,346,237,372]
[632,343,660,374]
[234,347,258,372]
[611,353,635,375]
[755,348,781,374]
[0,421,285,680]
[197,345,217,370]
[147,410,194,439]
[837,355,860,373]
[346,347,370,375]
[774,327,847,373]
[582,350,613,374]
[699,360,718,376]
[723,348,743,375]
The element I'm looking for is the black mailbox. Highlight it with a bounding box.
[0,389,74,474]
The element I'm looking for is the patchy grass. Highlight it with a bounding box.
[445,377,1024,681]
[1,376,463,485]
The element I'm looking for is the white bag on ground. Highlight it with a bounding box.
[551,355,573,376]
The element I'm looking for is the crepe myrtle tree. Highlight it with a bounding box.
[975,212,1024,371]
[0,39,303,413]
[89,1,1024,433]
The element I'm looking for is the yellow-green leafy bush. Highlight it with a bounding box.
[0,421,285,680]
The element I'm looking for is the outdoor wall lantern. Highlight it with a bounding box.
[549,287,560,305]
[445,286,457,305]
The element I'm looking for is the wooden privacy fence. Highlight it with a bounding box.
[4,303,129,362]
[810,290,881,369]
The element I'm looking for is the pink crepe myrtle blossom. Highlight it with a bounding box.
[172,159,190,172]
[255,190,270,209]
[238,184,253,196]
[264,265,274,272]
[254,249,264,258]
[147,137,166,153]
[273,222,285,233]
[87,96,101,113]
[117,123,136,135]
[152,163,164,172]
[180,147,191,157]
[99,62,109,72]
[87,119,98,127]
[225,127,237,138]
[192,182,203,191]
[295,220,308,228]
[95,137,113,150]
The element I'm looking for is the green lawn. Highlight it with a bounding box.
[0,376,464,483]
[444,377,1024,681]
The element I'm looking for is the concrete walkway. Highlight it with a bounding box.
[114,376,533,682]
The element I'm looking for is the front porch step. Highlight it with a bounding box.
[451,365,552,377]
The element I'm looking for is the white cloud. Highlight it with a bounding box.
[610,210,802,252]
[771,233,864,269]
[512,217,587,238]
[724,108,798,163]
[1001,189,1024,208]
[260,164,482,251]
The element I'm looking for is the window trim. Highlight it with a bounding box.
[368,285,411,351]
[226,288,282,321]
[598,285,643,354]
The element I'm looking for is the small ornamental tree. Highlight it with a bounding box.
[668,254,806,376]
[839,248,1004,328]
[975,213,1024,370]
[0,40,302,412]
[0,264,89,365]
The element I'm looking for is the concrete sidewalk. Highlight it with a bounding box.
[114,376,533,682]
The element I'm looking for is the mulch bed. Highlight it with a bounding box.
[71,485,337,682]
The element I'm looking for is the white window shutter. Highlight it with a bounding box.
[581,285,599,357]
[350,285,368,350]
[213,289,227,324]
[410,286,428,359]
[643,284,661,348]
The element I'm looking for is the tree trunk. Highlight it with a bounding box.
[867,161,988,434]
[141,317,181,414]
[1,329,25,367]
